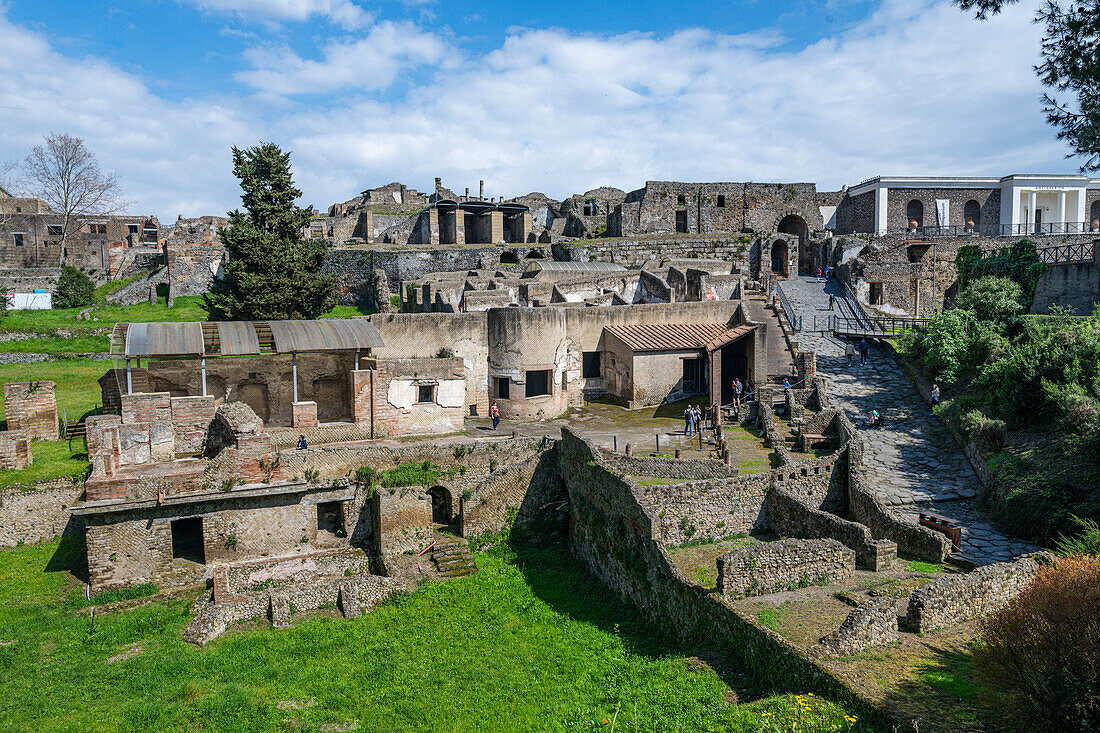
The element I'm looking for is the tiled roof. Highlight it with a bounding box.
[704,323,758,351]
[604,323,730,352]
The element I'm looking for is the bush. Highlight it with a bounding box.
[962,409,1006,451]
[1055,516,1100,557]
[975,556,1100,731]
[354,465,378,486]
[954,276,1024,322]
[920,308,979,383]
[53,266,94,309]
[380,460,440,488]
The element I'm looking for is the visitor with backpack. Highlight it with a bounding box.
[684,404,695,436]
[490,402,501,430]
[732,377,743,408]
[857,338,870,366]
[930,383,941,412]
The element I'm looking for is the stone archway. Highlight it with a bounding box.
[770,239,789,276]
[775,212,810,274]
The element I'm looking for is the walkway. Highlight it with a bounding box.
[780,276,1039,564]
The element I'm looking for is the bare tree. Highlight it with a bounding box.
[22,133,127,265]
[0,159,20,228]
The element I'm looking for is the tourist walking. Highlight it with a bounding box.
[844,341,856,365]
[296,434,308,450]
[857,338,870,366]
[684,404,695,436]
[691,404,702,436]
[931,383,941,412]
[815,267,822,282]
[824,265,830,280]
[490,401,500,430]
[731,377,743,408]
[783,377,791,390]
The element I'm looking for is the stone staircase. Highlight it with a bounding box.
[431,537,478,578]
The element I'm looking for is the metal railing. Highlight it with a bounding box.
[838,277,878,332]
[774,280,802,331]
[1000,222,1093,236]
[1036,240,1096,265]
[831,315,931,337]
[891,225,984,238]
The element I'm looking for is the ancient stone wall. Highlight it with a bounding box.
[1031,254,1100,315]
[374,487,432,555]
[0,482,85,546]
[717,538,854,598]
[598,450,739,480]
[4,381,58,440]
[166,244,226,297]
[0,429,31,469]
[461,445,564,540]
[639,474,771,545]
[817,599,899,657]
[905,553,1048,632]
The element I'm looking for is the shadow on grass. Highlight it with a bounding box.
[502,526,761,697]
[879,642,1009,733]
[46,530,88,583]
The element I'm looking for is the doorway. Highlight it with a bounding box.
[427,486,455,527]
[170,517,205,564]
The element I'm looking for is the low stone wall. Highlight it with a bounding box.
[461,446,563,540]
[556,428,890,726]
[599,450,740,480]
[905,553,1048,633]
[765,486,895,571]
[817,599,899,657]
[185,572,400,645]
[638,474,770,545]
[217,549,372,597]
[718,538,854,598]
[0,483,86,547]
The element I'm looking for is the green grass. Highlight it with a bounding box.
[0,359,109,425]
[0,537,876,732]
[86,582,159,607]
[755,605,789,633]
[0,439,88,490]
[0,297,208,335]
[320,304,378,318]
[905,560,944,574]
[0,335,109,354]
[380,460,441,488]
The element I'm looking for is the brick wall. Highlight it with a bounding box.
[4,381,58,440]
[0,430,31,469]
[170,396,217,456]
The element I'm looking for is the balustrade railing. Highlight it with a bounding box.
[774,281,802,331]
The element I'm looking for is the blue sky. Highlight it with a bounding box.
[0,0,1077,218]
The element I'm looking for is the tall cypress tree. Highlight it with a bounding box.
[203,143,336,321]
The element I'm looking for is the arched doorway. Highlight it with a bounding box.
[770,240,789,276]
[963,200,981,233]
[777,215,810,273]
[427,486,454,526]
[906,200,924,229]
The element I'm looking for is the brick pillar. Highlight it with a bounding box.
[428,207,440,245]
[4,381,58,441]
[522,212,532,243]
[798,351,817,383]
[708,348,722,407]
[361,210,374,242]
[351,370,374,432]
[292,401,318,428]
[455,210,466,245]
[490,210,504,244]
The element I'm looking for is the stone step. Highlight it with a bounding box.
[436,557,476,571]
[432,546,470,558]
[433,538,467,550]
[269,593,291,629]
[439,567,478,578]
[337,581,362,619]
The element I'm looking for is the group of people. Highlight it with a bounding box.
[683,403,704,436]
[815,265,831,282]
[730,377,753,407]
[844,338,872,366]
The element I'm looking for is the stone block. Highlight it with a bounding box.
[818,599,898,657]
[293,401,318,428]
[4,381,58,441]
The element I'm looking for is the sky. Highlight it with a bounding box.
[0,0,1080,219]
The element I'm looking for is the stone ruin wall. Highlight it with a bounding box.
[4,381,58,441]
[718,538,855,598]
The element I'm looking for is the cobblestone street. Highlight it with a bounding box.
[780,276,1039,564]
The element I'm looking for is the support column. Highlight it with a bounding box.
[126,359,132,395]
[292,353,298,403]
[489,210,505,244]
[1058,190,1067,233]
[201,357,207,397]
[874,187,889,235]
[1028,190,1037,232]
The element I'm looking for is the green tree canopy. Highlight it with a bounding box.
[203,143,335,321]
[954,276,1025,322]
[53,266,94,310]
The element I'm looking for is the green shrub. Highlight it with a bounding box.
[53,266,94,310]
[962,410,1007,451]
[954,276,1024,322]
[87,582,158,606]
[380,460,440,488]
[354,465,378,486]
[1055,516,1100,557]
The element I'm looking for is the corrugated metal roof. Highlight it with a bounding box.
[705,323,758,352]
[526,260,628,274]
[216,321,261,355]
[125,322,205,357]
[267,319,384,353]
[120,319,383,357]
[604,323,730,352]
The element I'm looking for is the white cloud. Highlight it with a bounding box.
[235,21,454,94]
[0,0,1078,219]
[184,0,370,29]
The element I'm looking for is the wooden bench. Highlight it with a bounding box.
[919,511,963,552]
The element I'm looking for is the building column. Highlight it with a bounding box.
[1028,190,1037,232]
[1058,190,1067,233]
[489,211,505,244]
[292,353,299,403]
[874,187,888,235]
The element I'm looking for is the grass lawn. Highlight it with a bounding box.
[0,335,109,354]
[0,297,209,335]
[0,359,110,425]
[0,439,88,490]
[0,537,875,733]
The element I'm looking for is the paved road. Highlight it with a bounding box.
[779,276,1039,564]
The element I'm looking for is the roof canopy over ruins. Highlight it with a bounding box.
[115,319,384,358]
